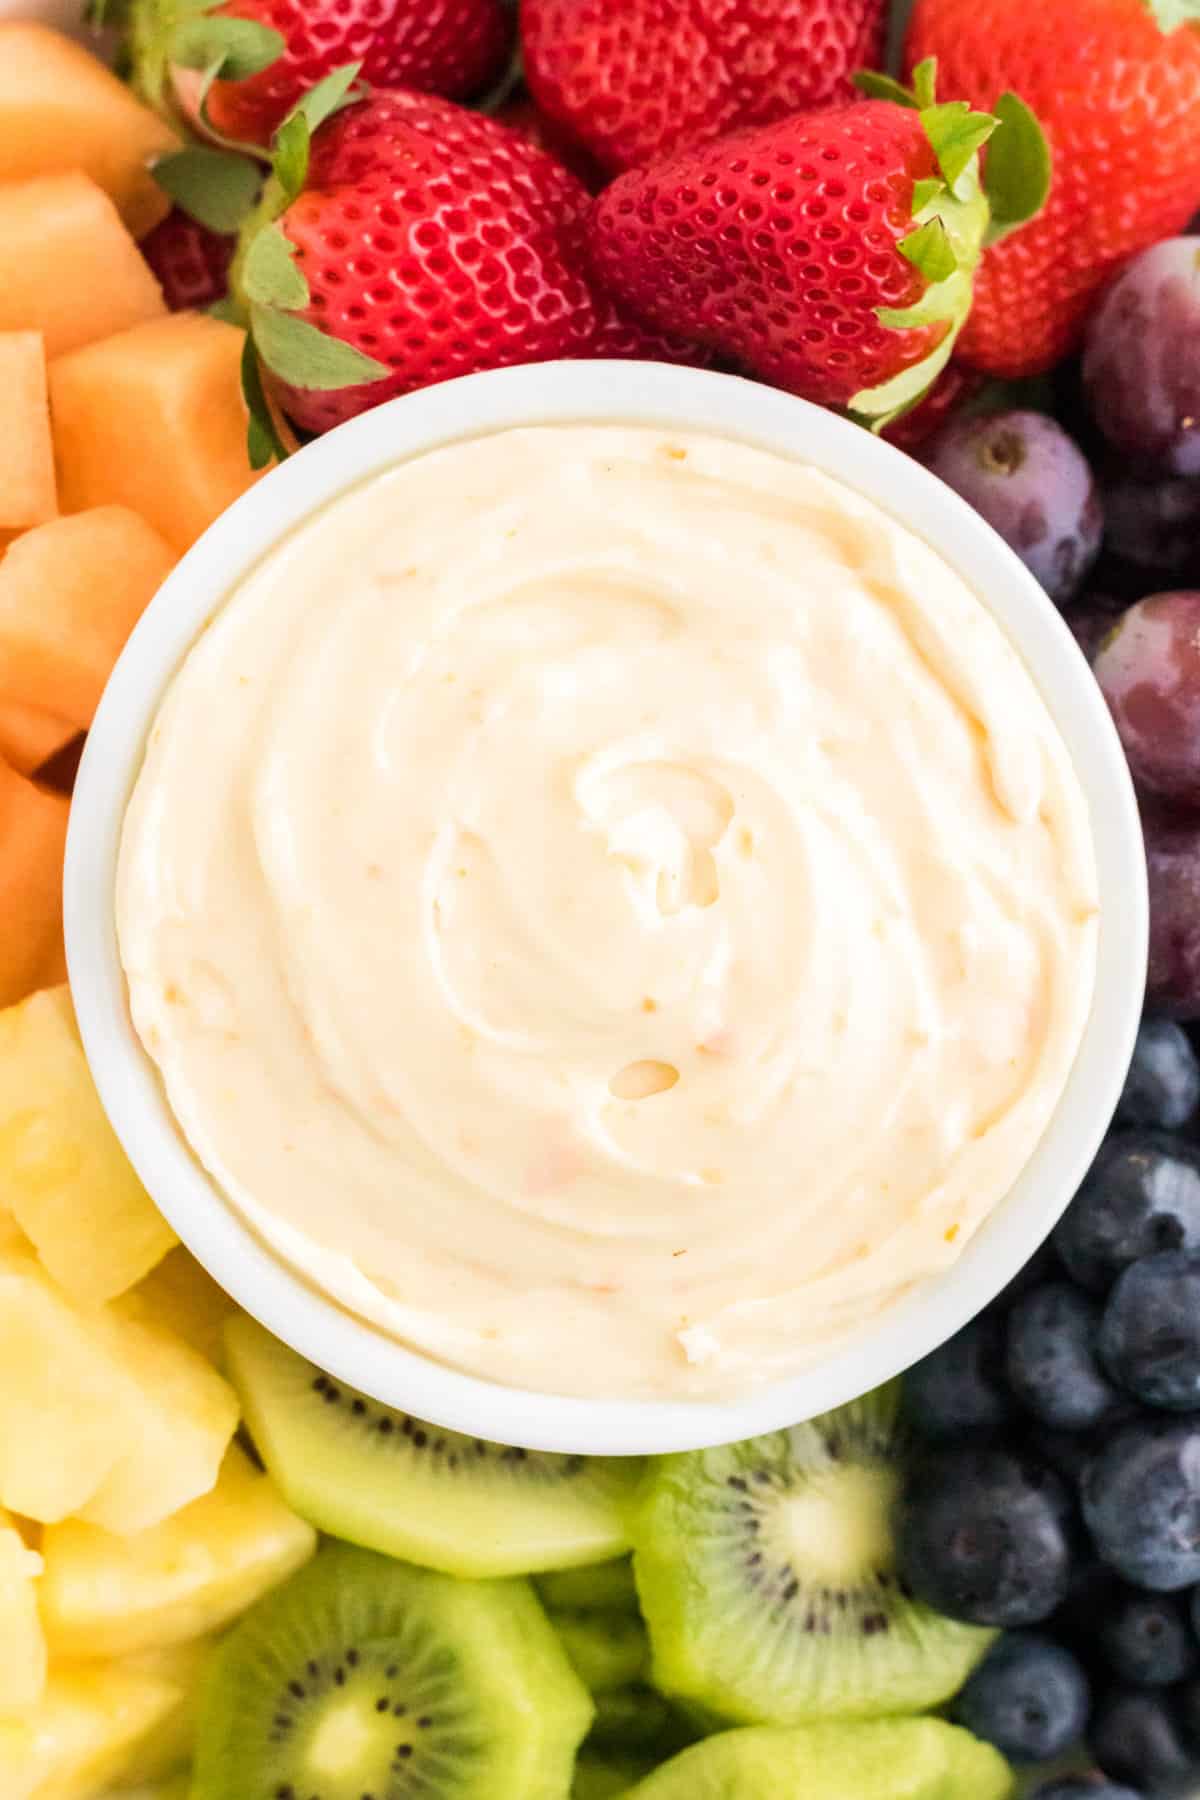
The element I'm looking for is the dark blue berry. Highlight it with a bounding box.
[1117,1017,1200,1130]
[1007,1283,1123,1430]
[951,1630,1089,1763]
[903,1312,1015,1442]
[1100,1251,1200,1410]
[1088,1687,1197,1792]
[1054,1132,1200,1293]
[1098,1585,1197,1685]
[898,1447,1073,1627]
[1081,1418,1200,1590]
[1030,1779,1144,1800]
[992,1236,1063,1310]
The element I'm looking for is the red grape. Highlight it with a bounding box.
[1145,807,1200,1018]
[1094,592,1200,801]
[1084,238,1200,476]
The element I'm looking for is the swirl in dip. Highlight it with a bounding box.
[117,425,1099,1401]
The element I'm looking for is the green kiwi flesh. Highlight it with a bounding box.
[536,1559,639,1614]
[620,1720,1014,1800]
[224,1314,643,1577]
[632,1383,993,1725]
[586,1685,675,1751]
[192,1541,592,1800]
[572,1754,655,1800]
[552,1611,649,1691]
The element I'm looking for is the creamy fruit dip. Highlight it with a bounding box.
[117,424,1099,1401]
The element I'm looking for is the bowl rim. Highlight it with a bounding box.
[65,359,1147,1455]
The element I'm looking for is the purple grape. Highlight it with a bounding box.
[1084,239,1200,475]
[1102,477,1200,580]
[928,409,1103,604]
[1094,592,1200,801]
[1144,810,1200,1018]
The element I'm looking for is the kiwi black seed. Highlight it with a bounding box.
[191,1541,592,1800]
[631,1382,994,1725]
[223,1313,643,1578]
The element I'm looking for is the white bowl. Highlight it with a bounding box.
[65,360,1147,1456]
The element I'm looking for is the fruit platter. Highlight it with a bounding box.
[2,0,1200,1794]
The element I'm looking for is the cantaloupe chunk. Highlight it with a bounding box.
[0,1660,189,1800]
[127,1247,237,1366]
[51,314,257,553]
[0,507,175,730]
[0,986,177,1304]
[0,175,165,360]
[40,1444,316,1657]
[0,24,179,238]
[0,705,74,779]
[0,334,56,529]
[0,1507,46,1715]
[0,759,68,1010]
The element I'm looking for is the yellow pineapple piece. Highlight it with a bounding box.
[0,1507,46,1715]
[41,1444,315,1657]
[0,175,165,360]
[0,706,74,780]
[50,313,258,553]
[118,1639,213,1786]
[0,24,178,238]
[0,334,56,529]
[128,1247,237,1366]
[0,1659,188,1800]
[0,987,176,1303]
[77,1300,240,1536]
[0,506,176,732]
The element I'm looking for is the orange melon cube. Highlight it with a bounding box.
[0,176,165,360]
[0,509,175,731]
[0,706,73,780]
[0,334,56,530]
[0,24,178,239]
[50,314,257,553]
[0,761,68,1010]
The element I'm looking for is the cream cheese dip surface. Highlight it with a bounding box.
[117,424,1100,1401]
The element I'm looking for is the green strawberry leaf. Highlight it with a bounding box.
[170,13,284,79]
[911,176,944,216]
[273,113,311,205]
[910,57,938,109]
[278,61,365,139]
[209,295,243,323]
[1146,0,1200,29]
[240,335,290,470]
[983,91,1052,244]
[852,70,920,109]
[152,146,263,234]
[921,100,998,198]
[250,304,390,391]
[898,217,958,283]
[243,223,309,310]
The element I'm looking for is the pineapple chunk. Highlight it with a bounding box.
[0,334,56,529]
[41,1443,316,1657]
[0,1660,188,1800]
[0,759,68,1010]
[127,1248,237,1366]
[49,313,257,553]
[77,1300,240,1536]
[0,987,176,1303]
[117,1639,212,1786]
[0,24,178,238]
[0,175,165,359]
[0,1507,46,1714]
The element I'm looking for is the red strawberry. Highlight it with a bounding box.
[128,0,512,145]
[233,83,702,444]
[905,0,1200,377]
[522,0,885,174]
[881,360,984,453]
[589,71,1048,423]
[140,208,234,311]
[495,95,606,193]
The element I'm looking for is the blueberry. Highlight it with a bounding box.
[1098,1584,1197,1685]
[898,1447,1073,1626]
[1030,1778,1144,1800]
[1099,1251,1200,1410]
[992,1235,1063,1310]
[1007,1283,1123,1429]
[1176,1672,1200,1747]
[1053,1556,1122,1657]
[1054,1132,1200,1292]
[928,409,1103,604]
[1083,238,1200,476]
[1081,1418,1200,1590]
[951,1630,1089,1763]
[1117,1018,1200,1131]
[1024,1422,1100,1489]
[903,1312,1015,1441]
[1088,1687,1197,1792]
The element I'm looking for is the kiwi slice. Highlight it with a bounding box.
[632,1383,993,1725]
[552,1611,649,1691]
[224,1315,643,1578]
[536,1559,639,1614]
[587,1685,675,1752]
[572,1753,655,1800]
[192,1540,592,1800]
[618,1719,1013,1800]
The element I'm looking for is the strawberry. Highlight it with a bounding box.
[905,0,1200,377]
[521,0,886,174]
[140,207,234,310]
[589,66,1049,425]
[124,0,512,145]
[495,95,606,193]
[881,360,984,453]
[225,75,702,451]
